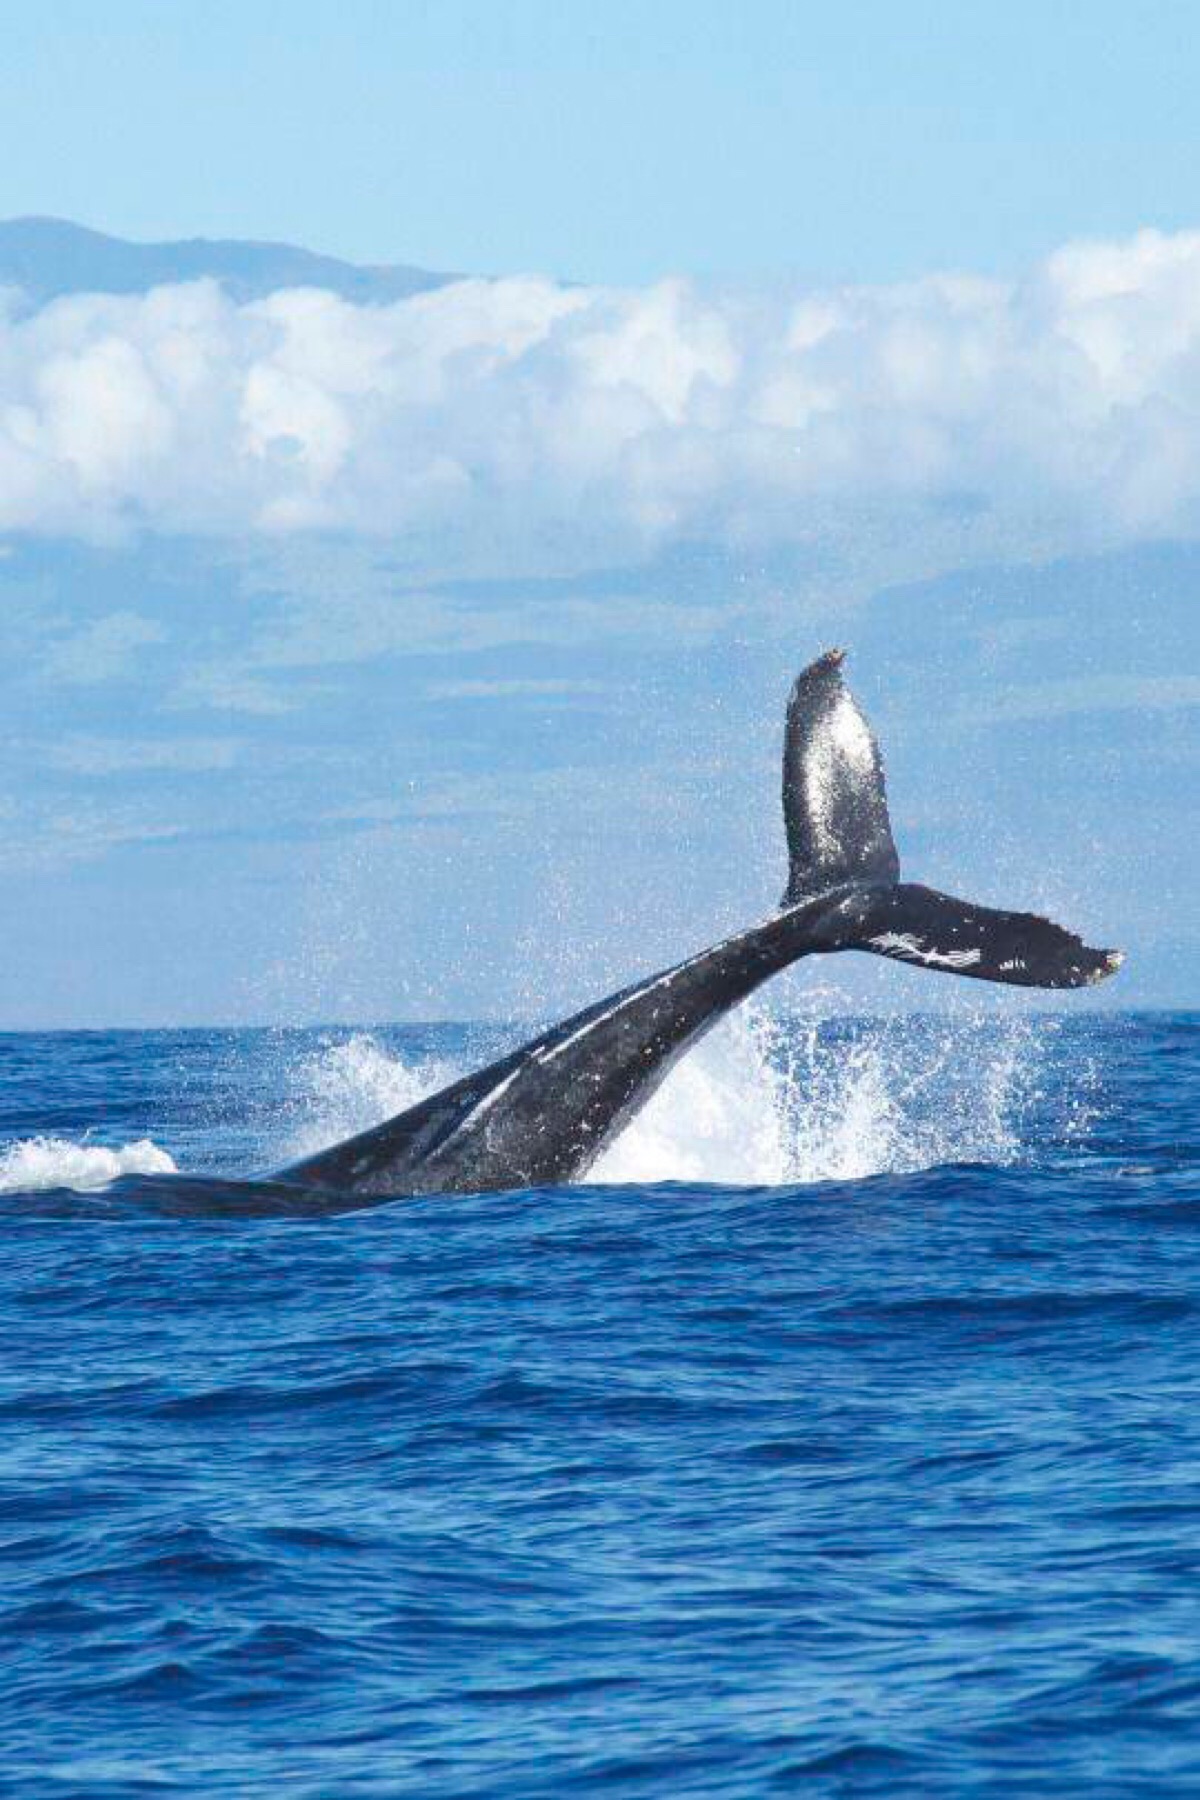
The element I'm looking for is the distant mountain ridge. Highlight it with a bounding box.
[0,216,455,306]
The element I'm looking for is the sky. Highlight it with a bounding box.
[0,3,1197,1026]
[3,1,1200,285]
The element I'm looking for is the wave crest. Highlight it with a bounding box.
[0,1136,177,1194]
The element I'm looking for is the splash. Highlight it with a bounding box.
[276,1000,1064,1190]
[0,1136,177,1194]
[592,997,1049,1185]
[593,1006,794,1184]
[278,1032,462,1164]
[769,999,1044,1181]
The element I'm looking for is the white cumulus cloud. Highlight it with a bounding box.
[5,228,1200,562]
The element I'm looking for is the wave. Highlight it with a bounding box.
[0,1135,177,1194]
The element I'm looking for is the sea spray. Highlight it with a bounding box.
[597,995,1055,1184]
[593,1004,793,1184]
[278,1032,463,1166]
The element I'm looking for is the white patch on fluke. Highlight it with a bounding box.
[804,691,877,866]
[869,932,983,970]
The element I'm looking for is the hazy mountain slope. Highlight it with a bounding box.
[0,216,454,305]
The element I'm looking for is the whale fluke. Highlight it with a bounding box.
[778,652,1121,988]
[782,647,900,903]
[838,883,1123,989]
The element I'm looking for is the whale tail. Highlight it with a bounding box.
[783,650,1122,989]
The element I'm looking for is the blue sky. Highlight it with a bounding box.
[5,1,1200,284]
[0,4,1197,1025]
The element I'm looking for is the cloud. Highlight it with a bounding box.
[223,539,738,672]
[40,610,165,684]
[6,229,1200,566]
[48,734,239,775]
[167,666,299,715]
[0,797,190,873]
[425,677,607,700]
[969,673,1200,725]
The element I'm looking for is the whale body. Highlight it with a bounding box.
[273,650,1121,1206]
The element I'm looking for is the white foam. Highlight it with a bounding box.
[0,1136,177,1194]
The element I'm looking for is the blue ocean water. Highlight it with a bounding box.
[0,1007,1197,1797]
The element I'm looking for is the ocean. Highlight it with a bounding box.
[1,1005,1197,1796]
